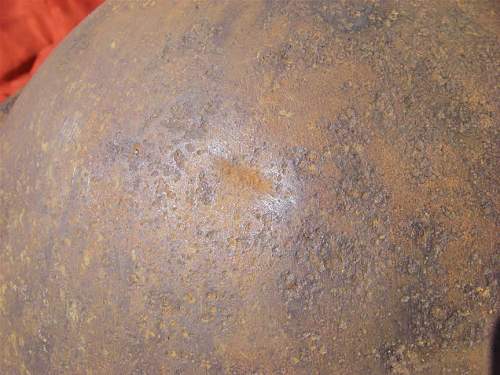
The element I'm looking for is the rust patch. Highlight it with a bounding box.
[216,159,272,196]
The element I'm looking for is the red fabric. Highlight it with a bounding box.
[0,0,103,101]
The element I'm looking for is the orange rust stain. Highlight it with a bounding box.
[216,159,272,195]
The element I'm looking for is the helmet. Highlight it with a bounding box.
[0,1,497,373]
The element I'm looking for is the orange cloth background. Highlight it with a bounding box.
[0,0,103,101]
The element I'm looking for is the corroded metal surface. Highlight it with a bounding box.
[0,1,498,374]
